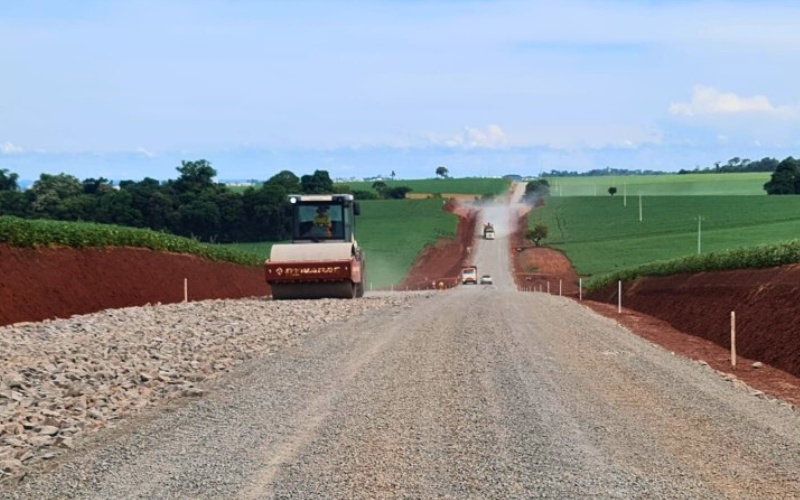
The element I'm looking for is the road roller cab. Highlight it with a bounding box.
[265,194,365,299]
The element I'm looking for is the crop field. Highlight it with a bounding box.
[0,216,262,266]
[338,177,509,196]
[545,172,770,196]
[530,195,800,277]
[224,198,457,289]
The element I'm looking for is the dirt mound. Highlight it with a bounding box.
[0,245,269,326]
[510,211,579,295]
[587,265,800,379]
[398,202,478,290]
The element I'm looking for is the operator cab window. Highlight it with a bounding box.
[296,204,345,240]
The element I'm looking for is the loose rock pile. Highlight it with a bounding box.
[0,296,410,483]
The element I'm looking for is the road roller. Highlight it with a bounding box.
[265,194,365,299]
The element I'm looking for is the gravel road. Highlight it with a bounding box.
[6,190,800,498]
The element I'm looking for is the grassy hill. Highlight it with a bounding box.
[224,198,457,289]
[545,172,770,196]
[531,195,800,277]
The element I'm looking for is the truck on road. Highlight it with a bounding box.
[483,223,495,240]
[461,266,478,285]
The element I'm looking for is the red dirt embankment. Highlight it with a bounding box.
[398,202,478,290]
[0,245,269,326]
[587,265,800,380]
[510,207,579,295]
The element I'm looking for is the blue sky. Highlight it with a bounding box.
[2,0,800,180]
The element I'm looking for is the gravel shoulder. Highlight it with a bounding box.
[0,296,413,484]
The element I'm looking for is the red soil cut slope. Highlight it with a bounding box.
[584,300,800,406]
[587,265,800,380]
[0,245,269,326]
[398,202,478,290]
[510,208,579,295]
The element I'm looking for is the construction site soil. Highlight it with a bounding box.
[510,208,580,296]
[587,266,800,381]
[584,301,800,406]
[398,202,478,290]
[0,245,269,326]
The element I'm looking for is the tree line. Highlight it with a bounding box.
[543,157,784,178]
[0,161,360,243]
[678,157,780,175]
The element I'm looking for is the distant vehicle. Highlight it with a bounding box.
[482,223,495,240]
[461,266,478,285]
[479,275,493,285]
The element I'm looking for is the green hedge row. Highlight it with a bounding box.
[587,239,800,292]
[0,216,263,267]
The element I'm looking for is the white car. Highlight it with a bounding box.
[479,275,493,285]
[485,231,495,240]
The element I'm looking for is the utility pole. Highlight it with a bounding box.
[695,215,705,254]
[638,194,642,222]
[623,182,627,207]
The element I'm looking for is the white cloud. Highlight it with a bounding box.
[135,147,155,158]
[670,85,799,118]
[439,124,509,149]
[1,141,24,154]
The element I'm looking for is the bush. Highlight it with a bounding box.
[352,190,379,200]
[0,216,263,267]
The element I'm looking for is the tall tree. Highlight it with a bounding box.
[0,168,19,191]
[436,166,449,179]
[300,170,333,194]
[30,173,83,217]
[173,160,217,193]
[82,177,112,195]
[266,170,301,193]
[764,157,799,195]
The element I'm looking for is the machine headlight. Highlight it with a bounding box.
[289,197,297,204]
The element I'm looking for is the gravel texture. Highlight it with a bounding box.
[0,296,410,483]
[4,192,800,498]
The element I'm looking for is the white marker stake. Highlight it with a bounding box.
[184,278,188,303]
[618,280,622,313]
[579,278,583,301]
[559,280,562,296]
[731,311,737,369]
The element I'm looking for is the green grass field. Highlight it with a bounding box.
[338,177,509,195]
[545,173,770,196]
[530,195,800,277]
[223,198,457,289]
